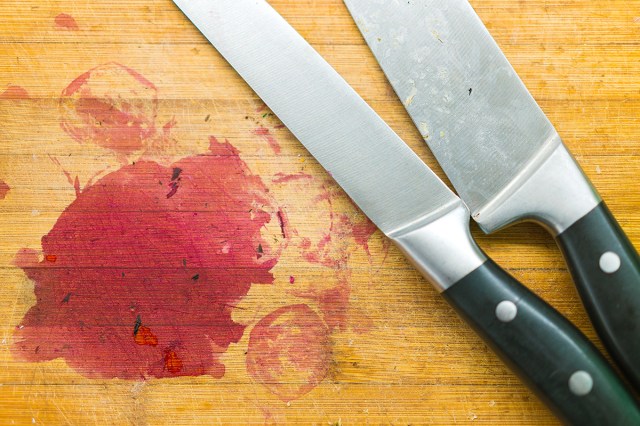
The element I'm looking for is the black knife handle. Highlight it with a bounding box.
[556,201,640,391]
[443,259,640,426]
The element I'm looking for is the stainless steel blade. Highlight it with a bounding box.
[172,0,458,236]
[344,0,598,232]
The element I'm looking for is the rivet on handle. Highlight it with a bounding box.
[569,371,594,396]
[599,251,621,274]
[495,300,518,323]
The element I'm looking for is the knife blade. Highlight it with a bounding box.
[171,0,640,423]
[344,0,640,390]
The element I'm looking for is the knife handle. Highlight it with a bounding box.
[393,203,640,424]
[556,201,640,391]
[443,258,640,426]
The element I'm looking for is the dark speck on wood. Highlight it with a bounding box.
[133,315,142,336]
[171,167,183,181]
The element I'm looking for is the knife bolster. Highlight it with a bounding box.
[472,142,600,235]
[391,201,486,291]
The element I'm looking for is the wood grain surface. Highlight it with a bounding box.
[0,1,639,424]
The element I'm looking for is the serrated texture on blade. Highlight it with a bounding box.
[345,0,560,214]
[173,0,459,235]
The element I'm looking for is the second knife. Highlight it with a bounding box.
[345,0,640,390]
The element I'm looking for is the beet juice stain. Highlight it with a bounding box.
[0,85,30,100]
[59,63,159,155]
[13,138,282,379]
[11,64,384,405]
[246,304,331,402]
[0,180,9,200]
[54,13,80,31]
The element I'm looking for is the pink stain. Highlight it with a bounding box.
[317,283,351,332]
[246,304,331,402]
[339,212,382,258]
[10,62,380,401]
[59,63,158,155]
[48,155,82,197]
[271,172,313,184]
[291,274,351,332]
[12,138,284,380]
[1,85,29,100]
[55,13,79,31]
[253,127,281,154]
[162,117,177,138]
[0,180,9,199]
[282,179,386,332]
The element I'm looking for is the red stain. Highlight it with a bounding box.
[246,304,331,402]
[291,276,351,332]
[317,283,351,331]
[0,180,10,199]
[12,138,284,379]
[338,211,382,258]
[282,179,385,332]
[253,127,281,154]
[44,255,57,263]
[55,13,79,31]
[164,349,183,374]
[289,276,295,284]
[162,117,177,137]
[295,184,352,270]
[0,85,29,100]
[271,172,313,184]
[60,63,158,155]
[48,155,84,197]
[134,326,158,347]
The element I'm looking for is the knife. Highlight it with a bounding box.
[171,0,640,423]
[344,0,640,390]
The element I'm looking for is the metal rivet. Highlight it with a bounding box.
[599,251,621,274]
[569,371,593,396]
[495,300,517,323]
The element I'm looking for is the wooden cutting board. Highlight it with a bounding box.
[0,1,638,424]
